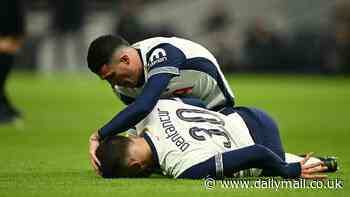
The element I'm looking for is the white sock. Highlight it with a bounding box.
[285,153,321,165]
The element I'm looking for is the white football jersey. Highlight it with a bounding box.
[135,99,254,178]
[113,37,235,110]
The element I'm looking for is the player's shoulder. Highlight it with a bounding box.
[133,37,215,65]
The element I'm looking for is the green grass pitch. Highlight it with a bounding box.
[0,72,349,196]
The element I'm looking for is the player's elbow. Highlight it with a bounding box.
[253,144,272,158]
[254,144,300,178]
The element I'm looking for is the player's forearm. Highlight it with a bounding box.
[222,144,301,178]
[98,103,149,138]
[177,144,300,179]
[98,73,174,139]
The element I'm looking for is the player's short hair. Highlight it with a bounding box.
[96,135,132,178]
[87,35,129,74]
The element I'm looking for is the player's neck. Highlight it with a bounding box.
[132,48,145,87]
[136,69,145,87]
[139,138,154,167]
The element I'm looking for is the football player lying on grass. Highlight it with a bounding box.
[94,99,338,179]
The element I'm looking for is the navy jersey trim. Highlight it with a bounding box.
[177,157,216,179]
[143,132,161,170]
[181,57,235,107]
[136,48,144,65]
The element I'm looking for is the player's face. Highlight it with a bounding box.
[99,48,143,88]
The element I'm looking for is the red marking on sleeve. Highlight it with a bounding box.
[172,86,193,96]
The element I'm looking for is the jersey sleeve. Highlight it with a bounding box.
[98,73,174,139]
[146,43,186,78]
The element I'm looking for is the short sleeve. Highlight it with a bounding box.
[146,43,186,78]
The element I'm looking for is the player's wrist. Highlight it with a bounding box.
[286,162,302,179]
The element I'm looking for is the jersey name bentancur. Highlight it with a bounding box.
[113,37,235,110]
[135,99,254,178]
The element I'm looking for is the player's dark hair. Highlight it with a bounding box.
[87,34,129,74]
[96,135,132,178]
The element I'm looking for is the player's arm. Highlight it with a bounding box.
[118,92,135,105]
[89,74,175,175]
[98,43,186,139]
[178,144,325,179]
[111,94,207,137]
[220,145,326,179]
[98,73,173,139]
[220,144,301,178]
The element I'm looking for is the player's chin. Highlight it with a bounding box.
[116,80,134,88]
[126,81,138,88]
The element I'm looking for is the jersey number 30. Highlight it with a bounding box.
[176,108,232,148]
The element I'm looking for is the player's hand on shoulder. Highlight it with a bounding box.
[300,152,328,179]
[89,130,102,176]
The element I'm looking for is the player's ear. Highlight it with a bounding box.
[128,159,144,175]
[120,54,130,64]
[128,158,142,168]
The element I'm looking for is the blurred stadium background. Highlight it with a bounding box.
[15,0,348,74]
[1,0,349,196]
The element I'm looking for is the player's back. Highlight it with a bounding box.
[113,37,235,110]
[133,37,219,66]
[135,99,254,178]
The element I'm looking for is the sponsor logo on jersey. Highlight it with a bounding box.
[158,108,190,152]
[148,48,168,67]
